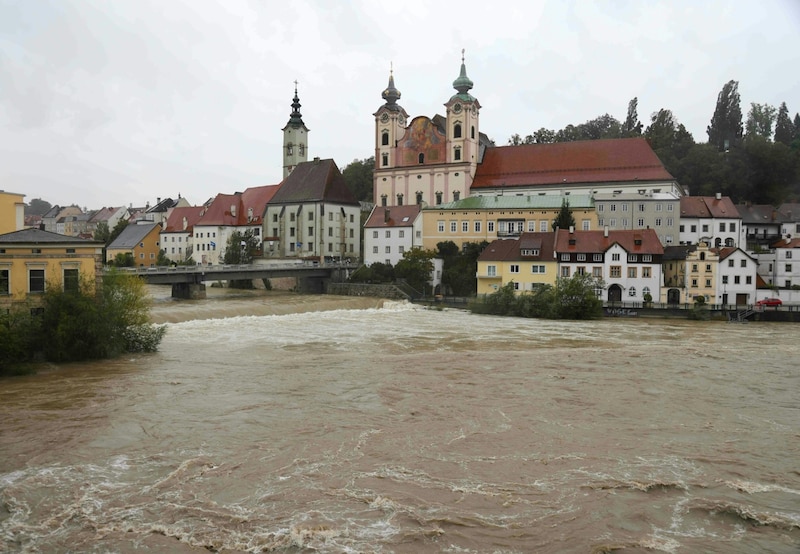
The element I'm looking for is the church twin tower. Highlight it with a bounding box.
[282,53,480,206]
[373,52,481,208]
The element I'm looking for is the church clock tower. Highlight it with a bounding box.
[282,83,309,179]
[372,67,409,205]
[445,50,480,169]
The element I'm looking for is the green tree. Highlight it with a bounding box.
[553,273,604,319]
[0,307,41,374]
[774,103,794,145]
[222,229,259,265]
[552,199,576,231]
[25,198,52,216]
[395,248,435,293]
[342,157,375,203]
[623,97,643,137]
[532,128,556,144]
[745,102,777,140]
[113,252,135,267]
[93,221,110,243]
[34,270,165,364]
[707,80,743,151]
[156,249,171,266]
[439,240,487,296]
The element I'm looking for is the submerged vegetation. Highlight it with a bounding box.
[469,274,605,320]
[0,271,166,376]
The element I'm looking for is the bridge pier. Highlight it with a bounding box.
[172,282,206,299]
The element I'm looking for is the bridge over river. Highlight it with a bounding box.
[108,262,355,298]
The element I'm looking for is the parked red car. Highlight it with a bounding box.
[756,298,783,307]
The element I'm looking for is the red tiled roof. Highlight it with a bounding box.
[471,137,674,190]
[241,184,281,224]
[364,205,421,228]
[680,196,740,218]
[771,237,800,249]
[195,184,279,227]
[163,206,207,233]
[554,228,664,255]
[478,232,557,262]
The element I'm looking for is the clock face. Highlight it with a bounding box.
[453,103,462,114]
[380,113,389,123]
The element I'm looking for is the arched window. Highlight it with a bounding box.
[397,193,404,206]
[416,191,423,204]
[725,238,735,246]
[418,153,424,164]
[454,123,462,138]
[642,286,651,298]
[454,147,461,161]
[471,126,475,139]
[381,132,389,146]
[628,286,637,297]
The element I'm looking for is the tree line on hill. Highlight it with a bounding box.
[340,80,800,206]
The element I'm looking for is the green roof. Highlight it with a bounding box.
[425,194,595,211]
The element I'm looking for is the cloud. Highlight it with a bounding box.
[1,0,799,209]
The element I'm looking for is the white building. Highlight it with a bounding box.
[679,194,743,248]
[554,228,664,304]
[364,204,423,266]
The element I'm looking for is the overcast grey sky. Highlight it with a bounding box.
[2,0,799,210]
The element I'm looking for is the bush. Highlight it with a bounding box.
[2,270,167,373]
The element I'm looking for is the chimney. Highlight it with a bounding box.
[604,226,609,237]
[569,226,574,234]
[384,209,390,223]
[715,192,722,200]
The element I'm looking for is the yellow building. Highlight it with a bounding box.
[422,194,596,251]
[106,222,162,266]
[476,232,559,295]
[662,241,718,304]
[0,228,104,308]
[0,190,26,234]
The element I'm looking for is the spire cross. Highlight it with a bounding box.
[461,48,465,62]
[294,80,298,92]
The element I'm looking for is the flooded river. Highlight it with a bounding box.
[1,289,798,553]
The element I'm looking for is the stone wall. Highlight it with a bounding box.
[327,283,410,300]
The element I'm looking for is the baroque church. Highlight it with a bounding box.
[373,52,493,209]
[373,54,682,210]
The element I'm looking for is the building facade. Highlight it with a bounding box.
[363,205,423,267]
[421,195,596,251]
[373,55,486,209]
[678,194,743,248]
[0,228,103,308]
[264,158,361,261]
